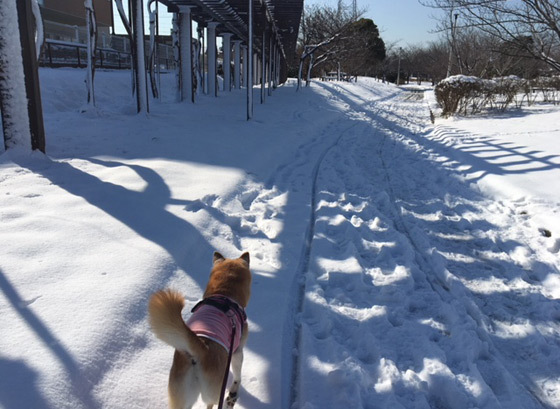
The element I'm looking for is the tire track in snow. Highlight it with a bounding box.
[285,120,361,409]
[285,85,404,409]
[285,83,403,409]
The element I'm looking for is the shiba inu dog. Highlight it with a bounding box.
[148,252,251,409]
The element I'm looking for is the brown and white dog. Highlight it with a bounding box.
[148,252,251,409]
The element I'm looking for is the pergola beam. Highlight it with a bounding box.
[159,0,303,69]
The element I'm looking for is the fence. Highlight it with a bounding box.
[40,39,175,70]
[40,40,131,69]
[40,21,175,70]
[43,20,111,48]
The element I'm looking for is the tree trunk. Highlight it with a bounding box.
[306,53,314,87]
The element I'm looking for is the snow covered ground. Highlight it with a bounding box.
[1,69,559,409]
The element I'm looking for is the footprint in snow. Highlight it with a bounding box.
[237,190,259,211]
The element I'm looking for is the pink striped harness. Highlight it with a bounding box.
[186,295,246,353]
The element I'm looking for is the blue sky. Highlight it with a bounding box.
[114,0,441,48]
[306,0,441,46]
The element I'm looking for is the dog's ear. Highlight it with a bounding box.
[239,252,250,266]
[213,252,225,265]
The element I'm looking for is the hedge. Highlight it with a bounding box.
[435,75,560,116]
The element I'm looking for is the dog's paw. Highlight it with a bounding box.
[226,391,238,408]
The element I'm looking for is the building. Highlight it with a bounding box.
[38,0,114,46]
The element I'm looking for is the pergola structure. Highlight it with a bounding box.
[157,0,303,118]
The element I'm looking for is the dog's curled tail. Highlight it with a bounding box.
[148,289,207,358]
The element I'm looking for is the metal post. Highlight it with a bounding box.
[48,42,53,66]
[207,22,219,97]
[242,45,247,87]
[233,40,241,89]
[85,0,95,106]
[254,52,258,85]
[131,0,148,113]
[276,47,280,86]
[196,26,204,94]
[202,27,206,94]
[247,0,253,120]
[396,47,402,85]
[337,61,340,81]
[261,29,266,104]
[268,33,273,96]
[446,13,458,78]
[222,33,233,92]
[454,14,463,74]
[178,6,194,102]
[155,0,161,99]
[198,26,206,94]
[273,44,279,88]
[173,13,181,95]
[17,0,45,151]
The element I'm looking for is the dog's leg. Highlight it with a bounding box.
[225,347,244,408]
[227,323,249,408]
[169,350,199,409]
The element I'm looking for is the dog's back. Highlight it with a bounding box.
[148,252,251,409]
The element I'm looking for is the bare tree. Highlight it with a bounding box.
[422,0,560,74]
[296,3,385,87]
[297,33,342,89]
[297,4,351,89]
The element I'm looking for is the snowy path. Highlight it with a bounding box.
[291,82,560,408]
[1,71,559,409]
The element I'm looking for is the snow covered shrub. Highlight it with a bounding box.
[436,75,527,116]
[435,75,485,116]
[518,78,538,107]
[490,76,523,111]
[532,76,560,104]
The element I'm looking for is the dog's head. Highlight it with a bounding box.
[204,252,252,308]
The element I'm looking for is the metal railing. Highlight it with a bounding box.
[40,39,175,70]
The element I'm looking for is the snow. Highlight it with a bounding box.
[440,74,482,85]
[1,69,559,409]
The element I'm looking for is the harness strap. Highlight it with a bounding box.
[191,295,247,339]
